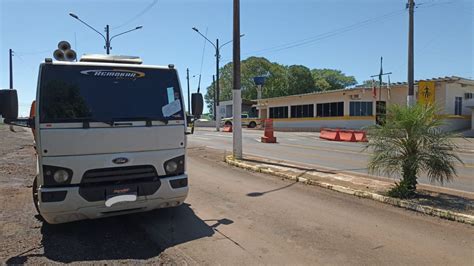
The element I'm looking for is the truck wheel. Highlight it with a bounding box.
[225,121,232,126]
[248,121,257,128]
[32,176,41,215]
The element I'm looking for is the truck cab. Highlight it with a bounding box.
[0,54,203,224]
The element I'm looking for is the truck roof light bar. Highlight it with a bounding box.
[80,54,143,64]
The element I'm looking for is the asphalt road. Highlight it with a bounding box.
[189,128,474,193]
[3,145,473,265]
[1,126,473,264]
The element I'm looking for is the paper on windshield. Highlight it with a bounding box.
[162,99,182,117]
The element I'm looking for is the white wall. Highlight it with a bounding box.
[273,118,375,131]
[444,83,474,116]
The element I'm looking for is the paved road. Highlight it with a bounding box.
[189,128,474,193]
[4,147,472,264]
[2,127,473,264]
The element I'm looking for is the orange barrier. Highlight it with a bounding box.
[320,128,367,142]
[261,119,277,143]
[353,131,368,142]
[319,128,341,141]
[339,130,356,142]
[223,124,233,132]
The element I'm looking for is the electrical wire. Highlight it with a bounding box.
[240,8,407,58]
[112,0,158,30]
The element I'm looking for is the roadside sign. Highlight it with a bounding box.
[417,81,435,105]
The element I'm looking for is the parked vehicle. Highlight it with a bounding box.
[222,113,260,128]
[0,52,203,224]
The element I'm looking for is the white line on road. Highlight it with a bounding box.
[193,137,211,140]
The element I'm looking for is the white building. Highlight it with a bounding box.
[256,76,474,131]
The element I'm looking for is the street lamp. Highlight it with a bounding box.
[192,27,244,131]
[69,13,143,54]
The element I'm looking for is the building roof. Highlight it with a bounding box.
[258,76,473,102]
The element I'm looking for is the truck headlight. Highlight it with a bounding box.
[43,165,73,186]
[53,169,70,183]
[165,161,178,173]
[164,156,185,175]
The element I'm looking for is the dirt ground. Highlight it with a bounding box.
[0,125,175,264]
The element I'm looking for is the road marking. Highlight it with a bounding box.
[193,136,211,140]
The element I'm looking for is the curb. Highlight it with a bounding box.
[225,156,474,226]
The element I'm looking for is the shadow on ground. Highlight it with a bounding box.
[247,181,298,197]
[6,204,226,264]
[414,191,474,214]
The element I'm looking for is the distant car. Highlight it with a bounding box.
[222,114,260,128]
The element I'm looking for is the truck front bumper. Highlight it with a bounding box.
[38,174,188,224]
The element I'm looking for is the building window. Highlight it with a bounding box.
[269,106,288,118]
[316,102,344,117]
[455,97,462,115]
[350,102,373,116]
[291,104,314,118]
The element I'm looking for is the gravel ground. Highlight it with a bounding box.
[0,125,174,264]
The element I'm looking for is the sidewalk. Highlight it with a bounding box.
[225,154,474,225]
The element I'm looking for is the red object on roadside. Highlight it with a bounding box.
[320,128,367,142]
[223,124,233,132]
[261,119,277,143]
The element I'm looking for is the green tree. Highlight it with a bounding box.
[204,57,288,110]
[287,65,315,95]
[311,69,357,91]
[366,104,462,198]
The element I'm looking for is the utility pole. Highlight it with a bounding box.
[186,68,190,113]
[370,57,392,125]
[192,28,244,131]
[213,75,217,122]
[232,0,242,159]
[407,0,415,106]
[105,25,110,54]
[215,38,220,132]
[70,13,142,55]
[9,49,13,89]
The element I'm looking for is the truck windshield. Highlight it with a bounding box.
[39,64,184,123]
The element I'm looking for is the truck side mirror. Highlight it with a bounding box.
[191,93,203,117]
[0,89,19,119]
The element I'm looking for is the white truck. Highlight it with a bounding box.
[222,113,260,128]
[0,54,203,224]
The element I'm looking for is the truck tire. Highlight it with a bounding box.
[32,176,41,215]
[248,121,257,128]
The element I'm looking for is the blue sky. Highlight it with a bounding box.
[1,0,472,115]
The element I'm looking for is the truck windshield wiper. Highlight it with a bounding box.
[110,117,169,126]
[78,118,114,128]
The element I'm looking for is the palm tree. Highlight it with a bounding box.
[366,104,462,198]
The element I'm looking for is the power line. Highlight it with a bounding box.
[241,8,406,57]
[112,0,158,30]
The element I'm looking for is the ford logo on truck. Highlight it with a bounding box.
[112,157,129,164]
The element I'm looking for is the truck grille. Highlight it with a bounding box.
[81,165,158,184]
[79,165,162,202]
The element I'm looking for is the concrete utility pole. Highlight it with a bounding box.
[9,49,13,89]
[186,68,190,113]
[216,38,221,132]
[407,0,415,106]
[232,0,243,159]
